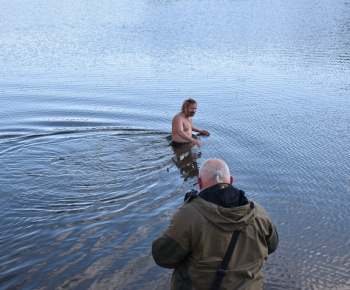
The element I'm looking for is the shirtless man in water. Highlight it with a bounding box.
[171,98,210,148]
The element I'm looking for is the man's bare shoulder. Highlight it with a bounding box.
[174,112,185,119]
[173,112,185,122]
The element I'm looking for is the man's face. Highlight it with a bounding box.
[186,103,197,117]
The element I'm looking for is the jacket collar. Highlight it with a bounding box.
[198,183,248,208]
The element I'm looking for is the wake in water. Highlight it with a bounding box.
[0,127,203,289]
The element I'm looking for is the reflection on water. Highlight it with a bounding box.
[170,137,202,182]
[171,147,201,182]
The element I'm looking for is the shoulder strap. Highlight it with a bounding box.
[211,230,241,290]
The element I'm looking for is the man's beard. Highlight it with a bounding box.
[189,112,195,116]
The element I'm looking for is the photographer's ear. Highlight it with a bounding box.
[230,176,234,185]
[197,177,203,191]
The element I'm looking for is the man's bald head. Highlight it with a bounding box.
[197,158,233,190]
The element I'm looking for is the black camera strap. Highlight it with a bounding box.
[211,230,241,290]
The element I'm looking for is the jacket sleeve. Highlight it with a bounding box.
[253,201,279,255]
[152,204,194,268]
[152,233,188,268]
[267,222,279,254]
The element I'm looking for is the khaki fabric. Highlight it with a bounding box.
[152,197,278,290]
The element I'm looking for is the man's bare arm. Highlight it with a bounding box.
[192,125,210,135]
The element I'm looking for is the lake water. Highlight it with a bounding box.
[1,0,349,289]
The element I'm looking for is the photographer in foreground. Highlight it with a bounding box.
[152,158,278,290]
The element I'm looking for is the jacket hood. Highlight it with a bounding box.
[191,184,255,232]
[199,183,248,208]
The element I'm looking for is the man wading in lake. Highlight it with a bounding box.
[152,158,279,290]
[171,98,210,148]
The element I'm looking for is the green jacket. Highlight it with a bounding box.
[152,185,278,290]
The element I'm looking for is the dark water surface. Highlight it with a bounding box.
[1,0,349,289]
